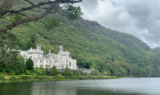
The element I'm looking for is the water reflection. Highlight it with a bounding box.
[0,78,160,95]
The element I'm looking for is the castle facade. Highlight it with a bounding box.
[20,45,78,70]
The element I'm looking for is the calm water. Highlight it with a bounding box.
[0,78,160,95]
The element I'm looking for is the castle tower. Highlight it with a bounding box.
[36,45,41,51]
[59,45,63,54]
[49,49,51,54]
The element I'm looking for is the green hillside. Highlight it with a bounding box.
[1,0,160,77]
[5,15,159,77]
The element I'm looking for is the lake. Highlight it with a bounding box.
[0,78,160,95]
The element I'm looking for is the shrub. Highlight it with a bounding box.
[15,69,20,75]
[19,68,24,73]
[25,69,30,75]
[0,68,3,72]
[10,77,16,80]
[58,71,65,76]
[58,74,62,78]
[21,76,28,80]
[69,71,73,76]
[35,67,42,75]
[83,72,88,76]
[26,58,34,70]
[9,71,15,76]
[31,73,36,76]
[6,68,10,73]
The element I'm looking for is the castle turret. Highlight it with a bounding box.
[49,49,51,54]
[59,45,63,53]
[36,45,41,51]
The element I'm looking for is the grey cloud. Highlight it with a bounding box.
[74,0,98,13]
[74,0,160,48]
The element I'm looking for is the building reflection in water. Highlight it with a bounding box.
[30,81,77,95]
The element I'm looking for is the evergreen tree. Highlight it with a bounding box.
[27,40,33,49]
[51,66,57,76]
[64,66,70,77]
[26,58,34,70]
[45,65,49,75]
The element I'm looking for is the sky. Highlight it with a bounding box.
[74,0,160,48]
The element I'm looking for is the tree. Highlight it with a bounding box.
[51,65,57,76]
[26,58,34,70]
[17,55,25,68]
[0,0,82,33]
[95,69,99,76]
[64,66,70,77]
[35,67,42,75]
[27,40,33,49]
[0,32,19,67]
[45,65,49,75]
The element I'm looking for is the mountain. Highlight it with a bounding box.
[1,0,160,77]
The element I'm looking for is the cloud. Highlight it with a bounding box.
[74,0,160,48]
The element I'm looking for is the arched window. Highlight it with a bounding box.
[69,62,71,66]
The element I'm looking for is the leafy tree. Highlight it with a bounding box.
[58,74,62,78]
[64,66,70,77]
[0,0,82,33]
[35,67,42,75]
[17,55,25,68]
[27,40,33,49]
[95,69,99,76]
[25,69,30,75]
[18,39,28,50]
[15,69,20,75]
[45,65,49,75]
[51,65,57,76]
[26,58,34,70]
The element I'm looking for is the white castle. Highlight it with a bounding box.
[20,45,78,70]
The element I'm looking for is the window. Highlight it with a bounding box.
[46,61,48,63]
[30,56,32,58]
[69,62,71,66]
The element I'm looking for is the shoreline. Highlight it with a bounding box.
[0,75,117,83]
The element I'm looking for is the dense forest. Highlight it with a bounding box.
[1,0,160,77]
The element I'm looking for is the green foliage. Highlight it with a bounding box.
[9,71,15,76]
[83,72,87,76]
[19,68,24,73]
[0,68,3,72]
[26,58,34,70]
[15,69,20,75]
[70,71,73,76]
[25,69,30,75]
[18,39,28,50]
[35,67,42,75]
[95,69,98,76]
[45,65,49,75]
[64,4,83,20]
[51,66,57,76]
[6,68,11,73]
[14,14,23,21]
[64,67,70,77]
[58,74,62,78]
[40,16,61,29]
